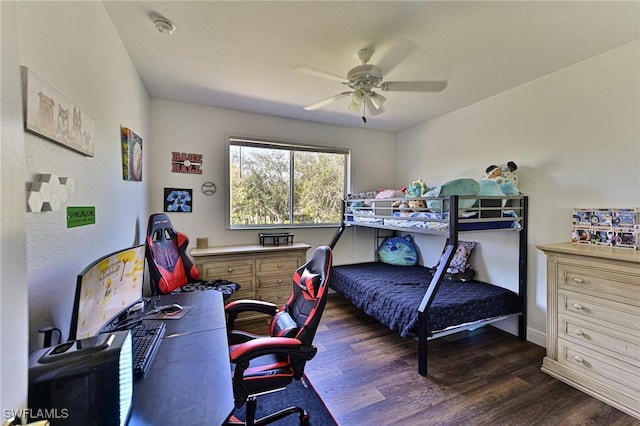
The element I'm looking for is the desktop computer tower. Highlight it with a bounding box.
[28,330,133,426]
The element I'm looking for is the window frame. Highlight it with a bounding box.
[225,136,350,230]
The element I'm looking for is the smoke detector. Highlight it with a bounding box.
[152,17,175,35]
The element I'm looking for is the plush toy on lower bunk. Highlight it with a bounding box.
[378,235,418,266]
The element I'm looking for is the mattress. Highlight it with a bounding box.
[330,262,522,338]
[348,210,520,231]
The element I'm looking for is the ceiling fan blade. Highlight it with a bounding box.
[292,65,347,83]
[381,81,447,92]
[372,39,419,76]
[303,92,352,111]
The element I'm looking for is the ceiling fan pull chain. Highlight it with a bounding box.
[362,101,367,127]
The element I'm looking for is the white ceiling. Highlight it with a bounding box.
[103,1,639,133]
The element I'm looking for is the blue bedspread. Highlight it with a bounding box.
[330,262,522,338]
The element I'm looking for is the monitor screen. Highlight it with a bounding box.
[69,245,146,341]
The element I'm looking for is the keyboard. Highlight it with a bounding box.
[131,321,166,379]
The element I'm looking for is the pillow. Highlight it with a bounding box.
[426,178,479,211]
[433,239,476,274]
[378,235,418,266]
[294,268,321,298]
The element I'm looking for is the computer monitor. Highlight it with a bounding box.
[69,244,146,341]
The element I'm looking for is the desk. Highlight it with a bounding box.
[128,290,234,425]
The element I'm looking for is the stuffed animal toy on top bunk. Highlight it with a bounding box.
[401,179,430,212]
[479,161,520,197]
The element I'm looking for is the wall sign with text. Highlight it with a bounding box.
[171,152,203,174]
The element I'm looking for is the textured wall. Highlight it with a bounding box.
[16,2,150,348]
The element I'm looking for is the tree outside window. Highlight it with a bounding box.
[229,138,348,228]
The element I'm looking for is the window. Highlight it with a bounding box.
[228,137,349,228]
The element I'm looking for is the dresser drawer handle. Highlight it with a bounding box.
[277,264,282,268]
[277,279,282,284]
[277,294,282,299]
[573,277,585,284]
[574,355,584,363]
[573,329,584,336]
[227,268,233,273]
[573,303,583,310]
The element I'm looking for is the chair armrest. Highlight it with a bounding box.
[225,300,278,329]
[230,337,316,364]
[226,299,278,316]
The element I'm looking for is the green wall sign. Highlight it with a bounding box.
[67,206,95,228]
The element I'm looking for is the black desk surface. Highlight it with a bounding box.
[128,290,234,426]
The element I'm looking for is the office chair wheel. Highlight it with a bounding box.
[299,412,310,425]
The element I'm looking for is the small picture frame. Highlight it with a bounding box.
[164,188,192,213]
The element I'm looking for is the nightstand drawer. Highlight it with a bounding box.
[559,313,640,363]
[559,289,640,332]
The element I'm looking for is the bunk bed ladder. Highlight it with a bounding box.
[329,200,347,250]
[417,195,459,376]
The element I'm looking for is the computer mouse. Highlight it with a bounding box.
[160,303,183,314]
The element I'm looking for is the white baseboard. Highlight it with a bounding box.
[526,327,546,347]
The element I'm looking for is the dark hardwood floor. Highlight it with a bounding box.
[246,294,640,426]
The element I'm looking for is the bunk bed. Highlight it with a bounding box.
[328,194,528,376]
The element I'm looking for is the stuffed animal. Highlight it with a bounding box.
[376,187,407,209]
[482,161,519,187]
[425,178,480,210]
[407,198,427,211]
[406,179,429,198]
[376,187,406,199]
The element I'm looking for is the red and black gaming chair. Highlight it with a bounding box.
[224,246,333,426]
[145,213,201,295]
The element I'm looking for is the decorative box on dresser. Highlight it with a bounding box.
[191,243,311,321]
[537,243,640,419]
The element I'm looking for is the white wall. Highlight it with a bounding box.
[149,98,395,264]
[396,41,640,344]
[1,1,29,417]
[15,2,150,349]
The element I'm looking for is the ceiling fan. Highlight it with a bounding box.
[293,47,447,116]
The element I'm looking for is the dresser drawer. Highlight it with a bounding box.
[202,260,254,278]
[256,258,300,276]
[559,313,640,363]
[257,274,290,289]
[559,289,640,332]
[558,263,640,303]
[558,339,640,400]
[223,276,255,299]
[256,289,289,307]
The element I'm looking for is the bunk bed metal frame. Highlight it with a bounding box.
[329,194,529,376]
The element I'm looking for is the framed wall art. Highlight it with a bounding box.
[21,66,95,157]
[121,127,143,181]
[164,188,193,213]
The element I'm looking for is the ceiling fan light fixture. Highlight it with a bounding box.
[369,92,386,110]
[348,100,362,113]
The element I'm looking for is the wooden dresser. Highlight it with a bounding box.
[191,243,311,321]
[537,243,640,419]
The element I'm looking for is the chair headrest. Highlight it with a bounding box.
[293,269,321,298]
